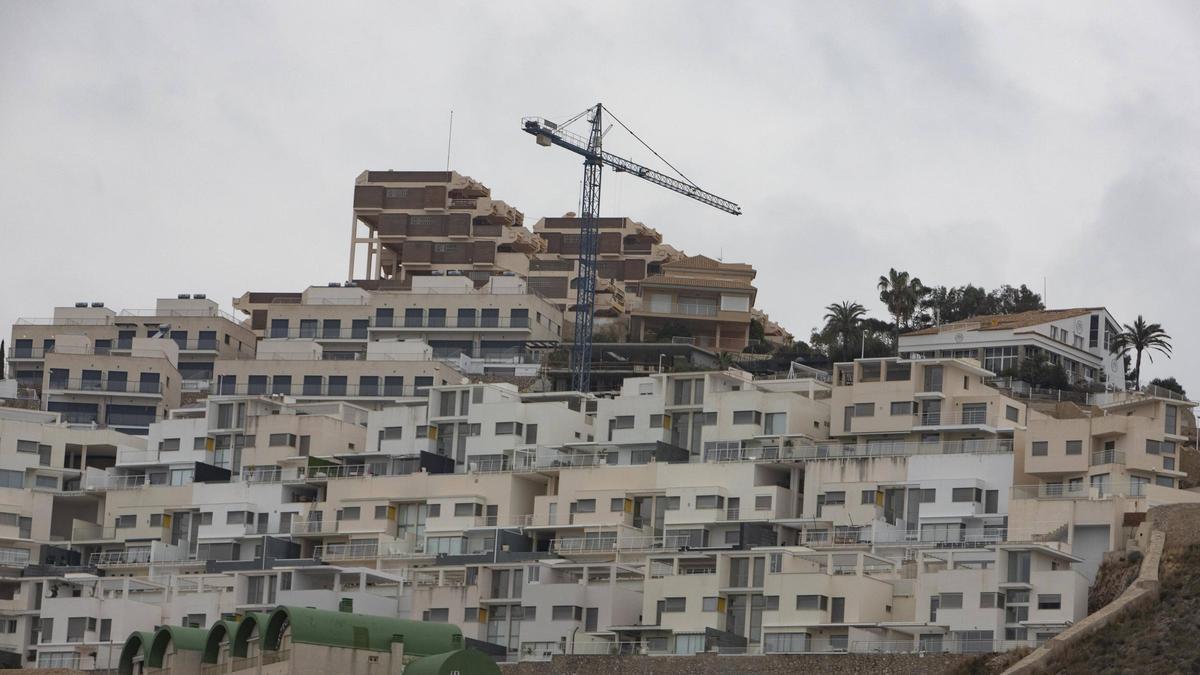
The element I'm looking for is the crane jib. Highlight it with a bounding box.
[522,108,741,391]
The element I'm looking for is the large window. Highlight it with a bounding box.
[979,343,1017,369]
[1165,406,1178,435]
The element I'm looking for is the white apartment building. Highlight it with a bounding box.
[898,307,1125,389]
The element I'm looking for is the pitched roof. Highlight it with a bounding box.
[903,308,1098,336]
[665,254,754,272]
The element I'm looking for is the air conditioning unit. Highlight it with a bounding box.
[327,282,340,287]
[74,302,88,308]
[177,293,191,299]
[193,293,207,299]
[91,302,105,308]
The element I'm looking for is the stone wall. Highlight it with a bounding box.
[501,652,972,675]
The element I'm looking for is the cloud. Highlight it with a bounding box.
[1,1,1198,388]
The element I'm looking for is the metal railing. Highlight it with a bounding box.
[1090,449,1125,466]
[210,382,430,398]
[704,439,1013,463]
[1011,481,1148,500]
[550,533,692,553]
[314,543,381,560]
[290,519,338,535]
[46,378,164,394]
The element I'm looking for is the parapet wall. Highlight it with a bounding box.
[500,652,973,674]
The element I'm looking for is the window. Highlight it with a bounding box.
[983,346,1019,373]
[732,410,762,425]
[1146,439,1161,455]
[150,514,163,527]
[702,596,721,612]
[612,415,634,429]
[339,507,360,521]
[115,515,136,529]
[199,512,213,526]
[1065,440,1082,455]
[980,592,1004,609]
[764,633,808,654]
[853,403,874,417]
[552,606,579,621]
[66,617,86,642]
[1006,405,1019,423]
[159,437,180,452]
[574,499,596,513]
[16,440,39,454]
[1156,476,1175,488]
[952,487,980,503]
[755,495,772,511]
[227,511,250,525]
[764,412,786,435]
[1037,594,1061,610]
[100,618,112,642]
[1165,456,1177,470]
[890,401,916,416]
[495,422,524,436]
[1032,441,1048,457]
[424,608,449,623]
[1165,405,1178,435]
[453,503,478,517]
[796,595,828,610]
[610,498,626,512]
[764,595,780,610]
[939,592,963,609]
[1007,550,1031,583]
[695,495,724,510]
[822,491,845,506]
[664,496,680,510]
[662,597,686,612]
[268,433,296,447]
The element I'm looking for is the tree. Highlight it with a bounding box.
[877,268,927,348]
[1111,316,1173,389]
[1012,351,1070,390]
[822,301,867,361]
[652,321,693,343]
[918,282,1043,326]
[1149,377,1186,398]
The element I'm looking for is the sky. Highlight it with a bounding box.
[1,1,1198,387]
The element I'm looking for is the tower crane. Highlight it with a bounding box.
[522,103,741,392]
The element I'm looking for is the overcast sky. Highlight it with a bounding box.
[2,2,1198,387]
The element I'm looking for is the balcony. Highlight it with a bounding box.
[550,533,692,554]
[638,302,719,318]
[46,378,164,396]
[914,409,995,430]
[1090,449,1125,466]
[370,316,532,331]
[1011,481,1145,500]
[290,519,339,536]
[210,382,429,398]
[703,438,1013,463]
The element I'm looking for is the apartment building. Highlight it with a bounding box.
[630,255,757,353]
[899,307,1125,389]
[1008,385,1200,580]
[349,170,541,284]
[527,215,680,331]
[8,296,256,388]
[231,274,561,378]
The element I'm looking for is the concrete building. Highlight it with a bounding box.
[630,255,758,353]
[349,170,541,285]
[8,296,256,389]
[898,308,1125,389]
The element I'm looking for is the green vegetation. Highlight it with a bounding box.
[1111,316,1173,388]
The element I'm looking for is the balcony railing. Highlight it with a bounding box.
[1011,481,1148,500]
[1090,450,1125,466]
[703,439,1013,463]
[641,302,719,317]
[373,316,531,330]
[915,410,990,426]
[290,519,338,535]
[210,382,430,398]
[46,378,164,395]
[550,534,692,553]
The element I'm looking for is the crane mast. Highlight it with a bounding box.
[523,103,741,392]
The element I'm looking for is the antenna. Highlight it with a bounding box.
[445,110,454,170]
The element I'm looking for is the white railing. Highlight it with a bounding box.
[314,543,380,560]
[704,439,1013,463]
[551,534,692,553]
[1011,482,1148,500]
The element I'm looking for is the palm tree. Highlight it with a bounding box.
[1111,315,1172,389]
[877,269,927,349]
[823,301,867,361]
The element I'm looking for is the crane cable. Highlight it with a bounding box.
[601,104,703,191]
